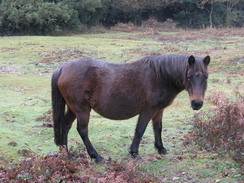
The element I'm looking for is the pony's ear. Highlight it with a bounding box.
[203,55,210,66]
[188,55,195,66]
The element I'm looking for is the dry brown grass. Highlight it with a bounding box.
[184,92,244,165]
[0,147,160,182]
[110,18,244,38]
[110,22,140,32]
[111,17,178,33]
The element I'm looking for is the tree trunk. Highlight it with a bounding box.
[226,4,231,27]
[209,2,214,28]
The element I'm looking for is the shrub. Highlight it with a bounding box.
[0,0,80,35]
[184,92,244,165]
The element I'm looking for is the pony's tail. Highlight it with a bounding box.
[51,67,65,146]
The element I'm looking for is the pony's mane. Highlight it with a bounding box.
[141,54,205,88]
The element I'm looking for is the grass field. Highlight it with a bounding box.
[0,28,243,182]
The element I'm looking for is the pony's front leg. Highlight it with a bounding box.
[130,111,155,158]
[76,106,104,163]
[152,110,167,155]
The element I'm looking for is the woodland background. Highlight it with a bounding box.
[0,0,244,35]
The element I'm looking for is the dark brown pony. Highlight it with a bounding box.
[52,54,210,163]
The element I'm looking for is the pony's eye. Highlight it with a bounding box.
[204,75,208,79]
[187,75,192,80]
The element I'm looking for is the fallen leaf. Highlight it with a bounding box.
[172,177,180,181]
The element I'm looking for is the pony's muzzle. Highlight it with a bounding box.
[191,100,203,110]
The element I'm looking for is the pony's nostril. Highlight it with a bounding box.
[191,100,203,110]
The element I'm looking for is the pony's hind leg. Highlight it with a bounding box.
[63,107,76,152]
[152,110,167,155]
[75,105,104,163]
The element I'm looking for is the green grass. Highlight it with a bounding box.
[0,28,243,182]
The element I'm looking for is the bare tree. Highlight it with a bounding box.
[198,0,226,28]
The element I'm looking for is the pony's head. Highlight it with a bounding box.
[186,55,210,110]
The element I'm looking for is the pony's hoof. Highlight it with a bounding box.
[130,152,139,159]
[95,156,105,163]
[158,148,167,155]
[68,153,75,160]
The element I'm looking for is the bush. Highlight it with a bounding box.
[0,0,81,35]
[184,92,244,165]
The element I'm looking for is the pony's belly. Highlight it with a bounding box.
[92,105,139,120]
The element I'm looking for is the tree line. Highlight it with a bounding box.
[0,0,243,35]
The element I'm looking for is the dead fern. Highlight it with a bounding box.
[185,92,244,165]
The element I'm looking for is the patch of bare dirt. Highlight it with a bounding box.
[8,142,18,147]
[36,109,53,128]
